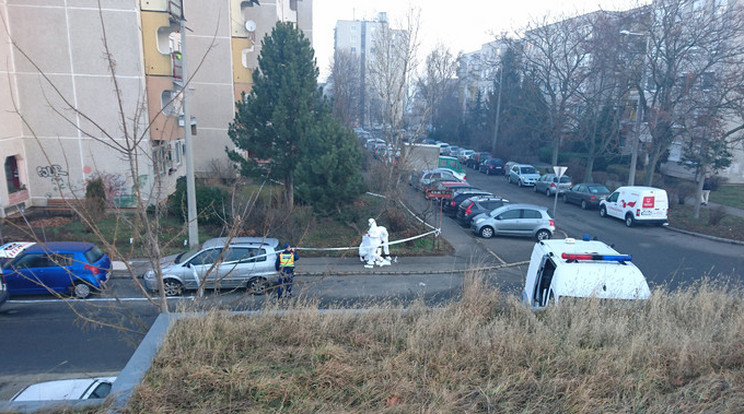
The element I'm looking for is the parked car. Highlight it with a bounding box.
[534,173,573,196]
[11,377,116,401]
[503,161,519,178]
[478,158,506,175]
[471,203,554,241]
[456,195,510,226]
[507,164,541,187]
[562,183,611,210]
[437,156,467,179]
[425,180,476,200]
[442,189,492,217]
[1,241,111,299]
[143,237,280,296]
[416,170,462,192]
[466,152,491,169]
[457,149,475,164]
[599,186,668,227]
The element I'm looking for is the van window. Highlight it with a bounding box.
[607,192,619,202]
[534,257,557,306]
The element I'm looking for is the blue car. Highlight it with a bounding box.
[1,242,111,298]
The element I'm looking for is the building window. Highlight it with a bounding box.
[157,24,180,55]
[4,155,24,193]
[289,0,297,11]
[175,140,183,165]
[161,90,180,117]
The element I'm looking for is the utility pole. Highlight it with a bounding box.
[491,58,503,156]
[621,30,648,187]
[179,5,199,248]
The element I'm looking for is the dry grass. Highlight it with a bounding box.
[125,274,744,413]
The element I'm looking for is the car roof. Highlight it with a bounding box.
[202,237,279,249]
[12,377,116,401]
[494,203,548,212]
[25,241,95,253]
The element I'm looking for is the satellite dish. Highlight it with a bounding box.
[244,20,256,32]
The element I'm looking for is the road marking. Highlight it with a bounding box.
[7,296,194,304]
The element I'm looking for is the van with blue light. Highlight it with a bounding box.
[523,237,651,309]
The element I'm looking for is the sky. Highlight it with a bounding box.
[312,0,644,81]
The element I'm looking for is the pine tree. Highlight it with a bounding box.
[228,21,363,212]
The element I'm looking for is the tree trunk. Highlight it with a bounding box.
[286,174,294,211]
[643,145,663,187]
[693,168,706,219]
[584,156,596,183]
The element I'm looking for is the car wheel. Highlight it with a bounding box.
[535,229,551,241]
[246,277,271,295]
[479,226,494,239]
[72,282,92,299]
[546,189,551,197]
[625,214,634,227]
[563,194,569,204]
[163,279,183,296]
[599,206,607,218]
[581,200,588,210]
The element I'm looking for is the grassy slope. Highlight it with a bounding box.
[124,275,744,413]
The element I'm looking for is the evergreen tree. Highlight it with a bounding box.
[228,22,362,212]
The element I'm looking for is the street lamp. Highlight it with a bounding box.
[620,30,648,186]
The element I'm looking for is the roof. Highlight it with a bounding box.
[25,241,95,253]
[202,237,279,249]
[11,377,116,401]
[540,239,651,301]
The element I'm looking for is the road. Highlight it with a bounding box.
[1,169,742,399]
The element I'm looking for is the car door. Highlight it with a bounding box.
[220,246,260,288]
[492,209,523,235]
[568,184,584,204]
[4,253,67,294]
[605,191,623,218]
[520,209,544,236]
[185,248,222,290]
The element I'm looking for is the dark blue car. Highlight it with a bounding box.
[1,242,111,298]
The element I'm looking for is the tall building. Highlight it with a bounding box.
[0,0,312,217]
[334,12,399,128]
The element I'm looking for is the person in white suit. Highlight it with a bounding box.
[360,218,391,268]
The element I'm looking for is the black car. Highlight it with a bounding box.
[442,189,492,217]
[466,152,491,169]
[562,183,612,209]
[456,195,510,226]
[478,158,505,175]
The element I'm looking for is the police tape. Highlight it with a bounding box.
[365,191,438,231]
[296,228,440,252]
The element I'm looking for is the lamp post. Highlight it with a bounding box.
[179,8,199,248]
[620,30,648,187]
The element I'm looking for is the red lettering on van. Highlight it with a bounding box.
[642,196,654,208]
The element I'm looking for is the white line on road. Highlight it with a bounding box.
[7,297,195,304]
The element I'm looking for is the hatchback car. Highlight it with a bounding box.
[471,203,555,240]
[1,241,111,298]
[143,237,280,296]
[413,169,459,191]
[442,189,492,217]
[456,195,510,226]
[562,183,612,209]
[534,173,572,196]
[466,152,491,169]
[11,377,115,401]
[478,158,506,175]
[507,164,541,187]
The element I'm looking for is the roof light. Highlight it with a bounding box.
[561,253,632,262]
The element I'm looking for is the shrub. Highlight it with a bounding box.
[168,177,229,225]
[708,206,726,226]
[675,182,697,205]
[85,177,107,217]
[591,171,609,185]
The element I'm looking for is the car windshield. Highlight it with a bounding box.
[559,176,572,183]
[588,185,610,194]
[84,246,105,263]
[174,246,202,264]
[521,167,537,174]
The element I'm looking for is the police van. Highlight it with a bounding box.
[523,238,651,309]
[599,186,668,227]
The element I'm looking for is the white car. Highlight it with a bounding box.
[11,377,116,401]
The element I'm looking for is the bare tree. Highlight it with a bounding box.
[521,13,595,165]
[417,44,458,135]
[328,50,362,128]
[634,0,744,188]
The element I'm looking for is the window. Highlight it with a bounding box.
[161,90,179,116]
[522,209,543,219]
[14,254,53,269]
[85,247,105,263]
[175,140,183,165]
[189,248,222,266]
[156,24,180,55]
[498,210,521,220]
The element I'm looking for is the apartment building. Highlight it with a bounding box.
[0,0,312,217]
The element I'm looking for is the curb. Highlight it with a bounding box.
[664,225,744,246]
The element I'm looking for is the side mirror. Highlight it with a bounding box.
[184,262,191,268]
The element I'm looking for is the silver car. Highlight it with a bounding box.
[534,173,572,197]
[470,203,555,241]
[143,237,279,296]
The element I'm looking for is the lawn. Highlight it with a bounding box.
[710,184,744,209]
[668,203,744,241]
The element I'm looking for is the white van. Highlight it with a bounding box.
[523,238,651,309]
[599,186,668,227]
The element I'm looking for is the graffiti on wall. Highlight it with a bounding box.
[36,164,69,192]
[87,171,149,208]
